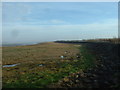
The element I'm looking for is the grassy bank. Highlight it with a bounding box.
[79,46,96,70]
[2,42,96,88]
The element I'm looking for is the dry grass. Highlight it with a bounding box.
[2,42,79,65]
[2,42,81,88]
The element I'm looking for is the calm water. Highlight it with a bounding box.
[3,63,20,68]
[1,42,48,47]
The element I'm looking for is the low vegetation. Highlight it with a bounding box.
[2,42,96,88]
[3,38,119,88]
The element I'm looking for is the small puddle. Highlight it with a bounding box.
[60,56,64,59]
[38,64,44,67]
[3,63,20,68]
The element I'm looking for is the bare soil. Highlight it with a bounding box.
[52,42,120,88]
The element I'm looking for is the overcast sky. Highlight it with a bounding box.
[2,2,118,44]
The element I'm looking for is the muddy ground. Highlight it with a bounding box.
[52,42,120,88]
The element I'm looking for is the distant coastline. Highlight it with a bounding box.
[2,42,42,47]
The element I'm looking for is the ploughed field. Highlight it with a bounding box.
[2,42,119,88]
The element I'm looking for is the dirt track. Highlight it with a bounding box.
[53,42,120,88]
[82,42,120,88]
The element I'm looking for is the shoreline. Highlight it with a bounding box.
[1,42,51,47]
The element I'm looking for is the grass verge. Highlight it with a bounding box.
[79,45,96,70]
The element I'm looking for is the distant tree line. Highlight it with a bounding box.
[55,38,120,44]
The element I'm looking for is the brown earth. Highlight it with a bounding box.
[49,42,120,88]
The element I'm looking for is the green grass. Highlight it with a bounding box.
[79,46,96,70]
[3,43,96,88]
[3,62,79,88]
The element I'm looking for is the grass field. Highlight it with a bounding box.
[2,42,96,88]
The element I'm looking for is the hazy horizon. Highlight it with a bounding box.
[2,2,118,44]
